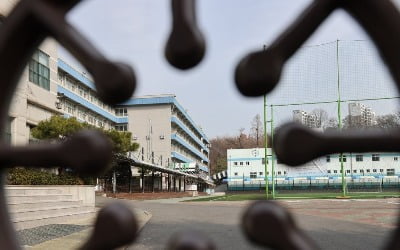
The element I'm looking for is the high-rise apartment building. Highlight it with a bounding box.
[292,110,318,128]
[348,103,377,128]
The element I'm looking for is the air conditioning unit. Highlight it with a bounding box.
[160,135,165,140]
[133,135,138,140]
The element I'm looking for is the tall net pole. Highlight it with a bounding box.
[271,105,275,199]
[264,94,269,199]
[336,39,346,197]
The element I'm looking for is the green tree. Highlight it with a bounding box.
[32,116,139,153]
[31,116,139,191]
[31,116,86,140]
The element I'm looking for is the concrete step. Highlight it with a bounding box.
[13,209,97,230]
[7,200,83,211]
[5,187,63,196]
[6,194,73,203]
[11,205,94,222]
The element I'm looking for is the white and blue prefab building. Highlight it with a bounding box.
[227,148,400,191]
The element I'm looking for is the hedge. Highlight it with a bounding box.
[6,168,94,185]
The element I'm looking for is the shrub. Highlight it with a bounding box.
[6,168,88,185]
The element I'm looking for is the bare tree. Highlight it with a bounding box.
[375,114,400,129]
[250,114,263,147]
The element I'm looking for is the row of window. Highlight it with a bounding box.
[327,168,395,174]
[58,72,114,114]
[233,161,250,166]
[115,108,128,117]
[233,171,287,177]
[232,154,399,167]
[233,169,396,177]
[63,100,113,129]
[172,111,206,146]
[173,127,205,156]
[172,144,200,164]
[115,124,128,131]
[172,115,208,150]
[326,154,399,162]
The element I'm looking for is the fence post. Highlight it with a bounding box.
[242,173,245,191]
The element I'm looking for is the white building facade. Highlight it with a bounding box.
[1,0,62,146]
[227,148,400,190]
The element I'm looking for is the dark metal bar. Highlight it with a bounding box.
[168,174,171,192]
[152,170,155,193]
[141,167,145,193]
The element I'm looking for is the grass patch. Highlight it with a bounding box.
[185,192,400,202]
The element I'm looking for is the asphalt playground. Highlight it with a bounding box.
[130,196,400,250]
[19,195,400,249]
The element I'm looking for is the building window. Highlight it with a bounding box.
[387,169,395,176]
[78,86,84,96]
[262,158,265,164]
[66,77,75,92]
[339,155,346,162]
[64,101,75,115]
[373,169,377,173]
[366,169,370,173]
[115,124,128,131]
[250,172,257,178]
[234,162,238,166]
[355,155,363,162]
[326,155,330,162]
[29,50,50,90]
[284,171,287,175]
[246,161,250,165]
[334,170,337,173]
[277,171,281,175]
[259,172,263,176]
[353,170,357,173]
[234,172,238,176]
[327,170,331,174]
[380,169,384,173]
[360,169,364,173]
[372,154,380,161]
[239,162,243,166]
[115,108,128,117]
[346,170,350,174]
[395,157,398,161]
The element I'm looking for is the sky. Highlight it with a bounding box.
[60,0,400,138]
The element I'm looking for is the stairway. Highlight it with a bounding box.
[5,186,96,230]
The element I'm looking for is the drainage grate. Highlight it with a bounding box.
[17,224,90,246]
